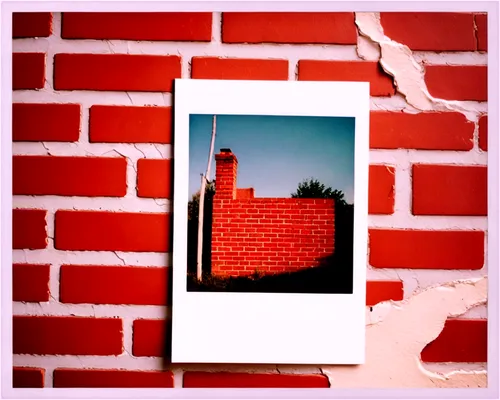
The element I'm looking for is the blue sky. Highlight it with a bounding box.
[189,114,355,204]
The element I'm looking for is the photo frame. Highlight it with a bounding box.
[172,79,370,365]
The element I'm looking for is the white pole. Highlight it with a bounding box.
[196,115,217,281]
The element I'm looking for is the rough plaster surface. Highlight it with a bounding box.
[323,277,487,388]
[12,12,488,388]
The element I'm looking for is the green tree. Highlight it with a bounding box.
[291,178,348,207]
[188,180,216,221]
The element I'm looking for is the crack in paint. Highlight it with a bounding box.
[133,144,147,160]
[40,142,52,156]
[473,15,479,51]
[112,252,126,266]
[152,144,165,159]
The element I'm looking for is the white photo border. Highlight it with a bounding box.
[172,79,370,364]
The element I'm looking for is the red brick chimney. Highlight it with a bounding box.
[214,148,238,199]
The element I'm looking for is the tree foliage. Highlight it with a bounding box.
[291,178,348,207]
[188,179,216,221]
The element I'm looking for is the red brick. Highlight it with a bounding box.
[183,372,330,388]
[13,156,127,197]
[60,265,168,305]
[13,209,47,250]
[475,14,487,51]
[13,316,122,355]
[13,264,50,302]
[89,105,171,144]
[13,53,45,90]
[369,229,484,270]
[191,57,288,80]
[412,165,487,216]
[13,103,80,142]
[13,367,45,388]
[425,66,487,101]
[62,12,211,41]
[137,159,172,198]
[370,111,474,150]
[298,60,395,97]
[53,368,173,388]
[380,12,475,51]
[366,281,403,306]
[54,210,169,252]
[421,319,487,362]
[132,319,166,357]
[369,165,395,215]
[479,115,488,151]
[222,12,357,44]
[54,54,180,92]
[13,12,52,38]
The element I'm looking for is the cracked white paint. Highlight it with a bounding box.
[323,277,487,387]
[354,13,486,121]
[12,12,488,389]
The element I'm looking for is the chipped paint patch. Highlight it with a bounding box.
[354,12,486,121]
[323,277,487,388]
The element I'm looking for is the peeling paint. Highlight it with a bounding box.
[356,35,381,61]
[323,277,487,387]
[354,12,486,121]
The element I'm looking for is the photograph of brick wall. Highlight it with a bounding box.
[211,149,335,276]
[187,114,355,293]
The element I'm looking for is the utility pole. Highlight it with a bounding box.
[196,115,217,281]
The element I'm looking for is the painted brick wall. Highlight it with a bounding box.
[12,11,487,388]
[211,150,335,276]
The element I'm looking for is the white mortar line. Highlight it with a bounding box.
[79,105,90,144]
[368,215,487,230]
[44,13,61,91]
[13,37,361,60]
[125,158,138,198]
[13,196,171,213]
[45,211,55,250]
[412,51,488,66]
[13,302,169,319]
[212,12,222,44]
[13,142,172,159]
[393,158,412,217]
[48,264,61,302]
[171,368,184,388]
[369,149,487,165]
[13,90,173,107]
[13,354,165,371]
[44,366,54,387]
[121,316,135,356]
[12,249,170,267]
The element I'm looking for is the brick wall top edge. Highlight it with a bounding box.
[216,198,336,203]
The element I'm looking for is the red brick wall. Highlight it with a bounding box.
[211,150,335,276]
[212,198,335,275]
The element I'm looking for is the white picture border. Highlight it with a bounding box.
[172,79,370,365]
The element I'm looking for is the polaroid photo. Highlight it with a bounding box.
[172,79,369,364]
